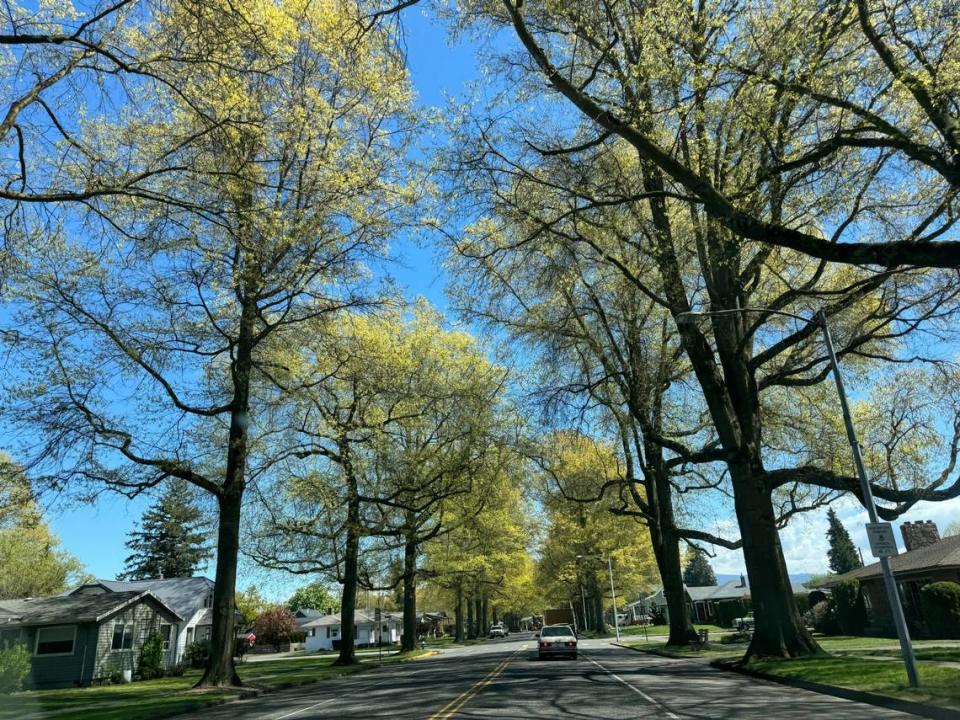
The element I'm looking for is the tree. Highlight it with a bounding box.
[287,582,338,614]
[947,521,960,538]
[826,508,863,575]
[247,306,510,660]
[235,585,269,626]
[120,480,210,580]
[253,606,297,651]
[448,1,960,659]
[3,0,417,688]
[0,456,87,599]
[683,549,717,587]
[484,0,960,270]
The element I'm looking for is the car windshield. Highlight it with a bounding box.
[540,626,573,637]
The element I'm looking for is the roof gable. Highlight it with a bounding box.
[71,577,214,619]
[825,534,960,585]
[0,590,181,626]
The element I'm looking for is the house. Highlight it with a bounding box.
[824,521,960,627]
[67,577,216,664]
[301,610,402,652]
[627,576,808,627]
[0,590,181,688]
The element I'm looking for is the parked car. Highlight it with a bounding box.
[735,614,755,632]
[489,624,506,638]
[537,624,577,660]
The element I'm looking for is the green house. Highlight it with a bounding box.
[0,590,181,688]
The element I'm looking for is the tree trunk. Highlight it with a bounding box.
[475,596,483,637]
[336,493,361,665]
[592,585,605,634]
[466,591,475,639]
[454,583,464,642]
[734,463,821,658]
[197,291,257,689]
[197,489,242,687]
[480,593,488,635]
[401,533,417,652]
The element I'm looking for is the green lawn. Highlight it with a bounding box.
[747,656,960,711]
[1,651,430,720]
[618,623,726,637]
[619,638,746,660]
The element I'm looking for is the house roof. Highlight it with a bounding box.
[70,577,213,620]
[823,534,960,586]
[628,578,808,606]
[0,590,182,627]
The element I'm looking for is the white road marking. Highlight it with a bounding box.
[586,654,681,720]
[273,697,337,720]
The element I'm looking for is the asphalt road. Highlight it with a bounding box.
[174,632,917,719]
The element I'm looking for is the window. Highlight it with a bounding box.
[308,628,315,637]
[186,626,194,645]
[160,624,172,651]
[330,628,338,638]
[325,627,330,639]
[35,626,76,656]
[203,591,214,609]
[111,624,134,651]
[197,626,211,641]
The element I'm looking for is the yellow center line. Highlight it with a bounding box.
[427,646,525,720]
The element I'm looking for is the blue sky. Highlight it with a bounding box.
[35,4,960,600]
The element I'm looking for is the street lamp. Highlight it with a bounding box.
[676,306,919,687]
[576,554,621,642]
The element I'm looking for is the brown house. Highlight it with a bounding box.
[825,521,960,627]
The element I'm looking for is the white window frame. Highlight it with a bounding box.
[160,623,172,651]
[111,623,135,652]
[34,625,77,657]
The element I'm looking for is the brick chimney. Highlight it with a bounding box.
[900,520,941,552]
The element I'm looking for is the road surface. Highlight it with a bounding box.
[174,632,917,719]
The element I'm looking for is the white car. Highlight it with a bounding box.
[489,624,506,638]
[537,624,577,660]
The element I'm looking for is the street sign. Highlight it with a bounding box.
[866,522,899,558]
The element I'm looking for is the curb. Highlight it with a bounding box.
[710,659,960,720]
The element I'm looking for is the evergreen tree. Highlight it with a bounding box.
[682,548,717,586]
[120,480,210,580]
[826,507,863,574]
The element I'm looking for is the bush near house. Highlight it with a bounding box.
[832,579,867,636]
[810,600,839,635]
[0,644,30,694]
[184,640,210,668]
[139,631,165,680]
[921,581,960,639]
[254,606,298,651]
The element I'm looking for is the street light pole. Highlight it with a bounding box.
[676,306,919,687]
[607,556,621,642]
[818,310,919,687]
[576,554,620,641]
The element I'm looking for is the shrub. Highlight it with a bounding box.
[921,581,960,639]
[719,631,752,644]
[0,644,30,694]
[810,600,840,635]
[109,671,124,685]
[832,579,867,635]
[793,593,811,615]
[185,639,210,668]
[138,631,164,680]
[168,663,187,677]
[254,606,298,651]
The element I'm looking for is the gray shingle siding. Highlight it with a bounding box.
[92,599,179,681]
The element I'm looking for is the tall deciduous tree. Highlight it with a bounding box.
[120,480,210,580]
[826,508,863,575]
[248,306,508,662]
[3,0,416,687]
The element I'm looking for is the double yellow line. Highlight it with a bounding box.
[427,647,523,719]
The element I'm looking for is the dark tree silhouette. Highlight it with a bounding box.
[826,508,863,575]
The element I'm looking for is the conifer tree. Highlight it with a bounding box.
[826,508,863,575]
[120,480,210,580]
[682,548,717,587]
